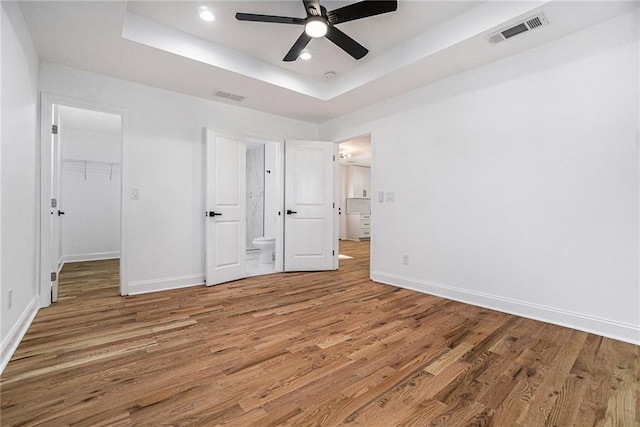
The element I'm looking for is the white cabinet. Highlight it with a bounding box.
[346,166,371,198]
[347,214,371,240]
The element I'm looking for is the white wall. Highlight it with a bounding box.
[61,128,121,262]
[321,11,640,344]
[1,1,40,368]
[39,62,318,295]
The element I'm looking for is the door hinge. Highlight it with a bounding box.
[51,272,57,281]
[51,198,57,208]
[51,124,58,134]
[333,202,335,208]
[332,250,335,256]
[333,155,336,161]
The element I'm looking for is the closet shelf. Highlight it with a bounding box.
[62,158,120,167]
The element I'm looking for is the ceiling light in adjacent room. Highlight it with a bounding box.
[300,51,312,61]
[198,7,215,22]
[304,16,327,38]
[324,71,337,80]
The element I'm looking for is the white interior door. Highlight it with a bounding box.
[284,140,338,272]
[50,105,60,302]
[205,131,246,286]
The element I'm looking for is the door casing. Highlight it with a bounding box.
[39,93,129,305]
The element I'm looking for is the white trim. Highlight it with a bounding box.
[128,274,205,295]
[0,297,39,374]
[63,252,120,263]
[372,271,640,345]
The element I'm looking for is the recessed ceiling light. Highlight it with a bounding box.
[300,51,312,61]
[198,7,215,22]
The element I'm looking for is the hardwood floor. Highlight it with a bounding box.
[1,241,638,426]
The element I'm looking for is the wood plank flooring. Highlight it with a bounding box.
[1,241,638,426]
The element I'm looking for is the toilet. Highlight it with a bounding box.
[252,236,275,264]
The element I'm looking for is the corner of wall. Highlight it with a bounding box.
[0,297,39,374]
[372,271,640,346]
[1,0,41,372]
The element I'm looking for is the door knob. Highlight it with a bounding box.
[57,210,65,216]
[286,210,297,215]
[206,211,222,217]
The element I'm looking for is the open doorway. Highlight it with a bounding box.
[338,135,372,261]
[40,93,126,306]
[245,138,282,277]
[55,106,122,299]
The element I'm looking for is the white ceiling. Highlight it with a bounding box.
[18,1,638,123]
[125,1,478,82]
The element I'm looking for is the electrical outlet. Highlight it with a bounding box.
[402,255,409,265]
[8,289,13,310]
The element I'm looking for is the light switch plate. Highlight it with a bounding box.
[378,191,384,203]
[386,192,395,202]
[131,188,141,199]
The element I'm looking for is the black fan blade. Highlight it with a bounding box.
[303,0,321,16]
[327,0,397,25]
[325,25,368,60]
[235,13,304,25]
[283,32,312,61]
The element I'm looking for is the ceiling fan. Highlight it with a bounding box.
[235,0,398,62]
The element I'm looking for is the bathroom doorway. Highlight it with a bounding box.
[205,135,336,285]
[245,138,282,277]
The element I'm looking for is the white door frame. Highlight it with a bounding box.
[39,92,129,306]
[335,133,373,276]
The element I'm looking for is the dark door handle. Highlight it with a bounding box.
[57,210,65,216]
[206,211,222,217]
[286,210,297,215]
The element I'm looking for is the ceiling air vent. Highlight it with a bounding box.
[214,90,246,102]
[486,12,549,45]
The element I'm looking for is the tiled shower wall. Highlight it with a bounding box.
[246,145,264,249]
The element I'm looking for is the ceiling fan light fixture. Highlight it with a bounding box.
[305,16,328,38]
[198,7,215,22]
[300,51,313,60]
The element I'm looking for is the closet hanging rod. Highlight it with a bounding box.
[61,158,121,167]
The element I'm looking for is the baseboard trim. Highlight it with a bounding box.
[63,252,120,263]
[128,274,205,295]
[372,271,640,345]
[1,297,39,374]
